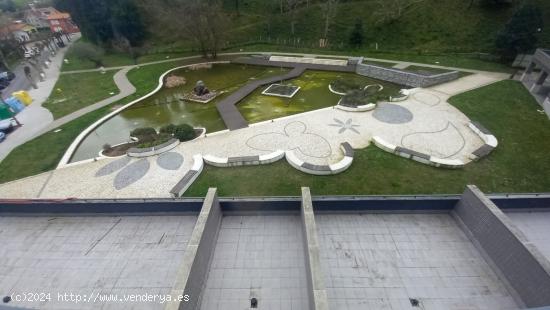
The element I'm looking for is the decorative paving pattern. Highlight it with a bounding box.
[413,91,441,107]
[401,122,466,158]
[373,103,413,124]
[328,118,360,134]
[95,156,131,177]
[156,152,184,171]
[114,159,150,190]
[246,121,332,158]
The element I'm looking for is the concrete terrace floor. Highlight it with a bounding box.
[0,69,508,199]
[0,215,197,310]
[316,213,518,310]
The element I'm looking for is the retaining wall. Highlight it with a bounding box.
[356,64,459,88]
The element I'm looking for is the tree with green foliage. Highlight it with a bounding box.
[495,4,543,61]
[348,20,364,48]
[54,0,146,47]
[0,0,15,12]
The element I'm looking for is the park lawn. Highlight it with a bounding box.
[43,71,119,119]
[60,50,135,72]
[184,80,550,197]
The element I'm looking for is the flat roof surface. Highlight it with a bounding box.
[0,215,197,309]
[200,215,309,310]
[316,213,519,310]
[506,211,550,262]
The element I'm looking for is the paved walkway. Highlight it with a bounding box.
[0,36,79,161]
[33,67,136,138]
[0,65,135,162]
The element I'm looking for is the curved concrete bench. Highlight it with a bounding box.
[285,142,354,175]
[127,138,179,158]
[372,136,464,169]
[336,100,377,112]
[364,84,384,92]
[468,121,498,161]
[203,150,285,168]
[169,154,204,197]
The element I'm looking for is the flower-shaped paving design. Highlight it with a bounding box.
[95,152,184,190]
[246,121,332,158]
[328,118,360,134]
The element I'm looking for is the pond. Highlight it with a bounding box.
[69,63,401,163]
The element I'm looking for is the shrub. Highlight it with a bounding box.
[159,124,176,134]
[130,127,157,138]
[102,143,112,151]
[173,124,196,142]
[136,133,172,148]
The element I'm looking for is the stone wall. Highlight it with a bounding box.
[356,64,459,88]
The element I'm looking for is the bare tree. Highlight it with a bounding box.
[374,0,425,25]
[286,0,304,36]
[138,0,228,58]
[322,0,339,44]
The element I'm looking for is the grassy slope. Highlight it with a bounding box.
[226,0,550,53]
[184,80,550,197]
[43,71,119,119]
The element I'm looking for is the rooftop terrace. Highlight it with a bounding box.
[0,186,549,310]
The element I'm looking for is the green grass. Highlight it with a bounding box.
[61,50,135,72]
[184,80,550,197]
[42,71,119,119]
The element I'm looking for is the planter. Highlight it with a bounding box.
[99,141,136,158]
[336,99,377,112]
[127,138,180,158]
[328,84,347,96]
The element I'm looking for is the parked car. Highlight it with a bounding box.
[0,118,14,134]
[0,71,15,91]
[0,71,15,81]
[0,131,5,143]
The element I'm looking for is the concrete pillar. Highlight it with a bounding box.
[521,61,536,81]
[530,71,548,93]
